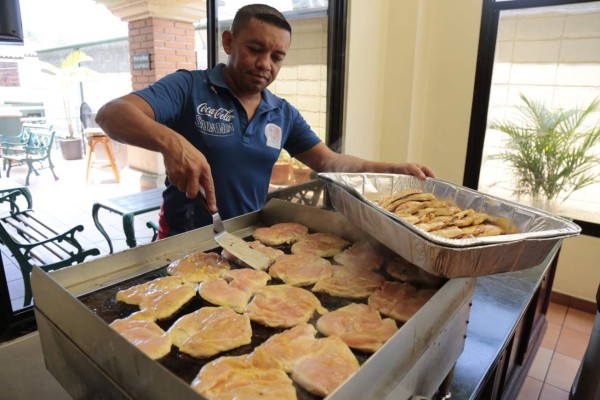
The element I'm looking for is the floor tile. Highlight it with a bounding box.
[517,376,543,400]
[528,346,553,381]
[547,303,568,325]
[539,383,569,400]
[555,326,591,360]
[541,322,561,351]
[545,352,581,392]
[563,308,595,335]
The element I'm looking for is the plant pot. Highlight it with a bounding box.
[59,138,84,160]
[270,162,292,185]
[293,166,313,184]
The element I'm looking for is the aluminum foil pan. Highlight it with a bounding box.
[318,173,580,278]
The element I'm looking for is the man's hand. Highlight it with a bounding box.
[162,135,217,212]
[393,162,437,180]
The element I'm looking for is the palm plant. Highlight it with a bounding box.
[489,94,600,204]
[40,50,96,138]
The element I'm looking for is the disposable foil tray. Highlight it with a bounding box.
[318,173,580,278]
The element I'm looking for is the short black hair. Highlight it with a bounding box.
[231,4,292,35]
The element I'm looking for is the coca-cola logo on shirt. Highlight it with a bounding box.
[197,103,234,122]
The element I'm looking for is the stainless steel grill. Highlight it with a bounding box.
[32,199,474,400]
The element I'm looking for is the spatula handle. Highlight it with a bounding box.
[197,193,224,234]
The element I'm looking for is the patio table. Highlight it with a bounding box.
[92,187,163,254]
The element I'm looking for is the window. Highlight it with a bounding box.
[465,0,600,236]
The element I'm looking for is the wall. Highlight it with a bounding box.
[345,0,599,303]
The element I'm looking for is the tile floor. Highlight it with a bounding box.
[516,301,597,400]
[1,151,160,310]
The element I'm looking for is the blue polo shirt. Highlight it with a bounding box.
[134,64,321,237]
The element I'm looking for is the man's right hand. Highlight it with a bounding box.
[162,135,217,213]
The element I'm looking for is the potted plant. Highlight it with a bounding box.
[291,157,313,184]
[270,149,292,185]
[489,94,600,212]
[41,50,97,160]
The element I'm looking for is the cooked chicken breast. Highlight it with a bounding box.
[291,232,351,258]
[385,257,445,288]
[269,253,333,286]
[191,355,297,400]
[245,284,327,328]
[333,241,385,271]
[115,276,187,305]
[167,306,252,358]
[198,278,251,313]
[249,323,319,373]
[312,265,386,299]
[316,303,397,352]
[109,317,172,360]
[167,251,231,282]
[253,222,309,246]
[292,336,359,397]
[222,268,272,295]
[368,281,436,322]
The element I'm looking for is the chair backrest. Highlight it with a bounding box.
[80,102,93,129]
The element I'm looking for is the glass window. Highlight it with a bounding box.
[216,0,329,189]
[477,2,600,225]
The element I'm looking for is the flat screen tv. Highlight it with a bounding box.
[0,0,24,44]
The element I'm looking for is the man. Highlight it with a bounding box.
[96,4,436,239]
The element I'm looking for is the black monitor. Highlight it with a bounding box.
[0,0,24,45]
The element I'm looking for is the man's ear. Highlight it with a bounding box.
[222,30,233,54]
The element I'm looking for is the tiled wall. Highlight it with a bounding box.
[480,7,600,223]
[269,16,328,141]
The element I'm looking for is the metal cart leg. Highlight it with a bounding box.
[434,365,455,400]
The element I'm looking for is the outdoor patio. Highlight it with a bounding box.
[1,151,161,311]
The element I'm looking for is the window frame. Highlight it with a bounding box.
[463,0,600,237]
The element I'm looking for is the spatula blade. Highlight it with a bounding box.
[214,231,272,271]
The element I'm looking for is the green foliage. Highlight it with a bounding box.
[489,94,600,203]
[40,50,97,138]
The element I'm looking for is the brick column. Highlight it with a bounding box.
[128,18,196,90]
[95,0,205,189]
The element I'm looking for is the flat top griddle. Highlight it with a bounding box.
[79,238,444,400]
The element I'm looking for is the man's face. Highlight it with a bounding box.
[222,17,291,97]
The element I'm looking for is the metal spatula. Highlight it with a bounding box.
[198,195,271,271]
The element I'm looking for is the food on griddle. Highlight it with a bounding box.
[109,316,172,360]
[167,306,252,358]
[167,251,231,282]
[268,253,334,286]
[368,281,436,322]
[198,278,251,313]
[253,222,309,246]
[375,189,509,238]
[222,240,284,268]
[291,232,351,258]
[116,276,187,305]
[333,240,385,271]
[115,276,198,320]
[222,268,272,295]
[315,303,397,353]
[386,256,445,288]
[191,354,297,400]
[291,335,360,397]
[138,283,198,320]
[245,284,327,328]
[312,265,386,299]
[249,323,319,373]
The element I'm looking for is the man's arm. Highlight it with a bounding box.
[95,94,217,210]
[294,142,436,179]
